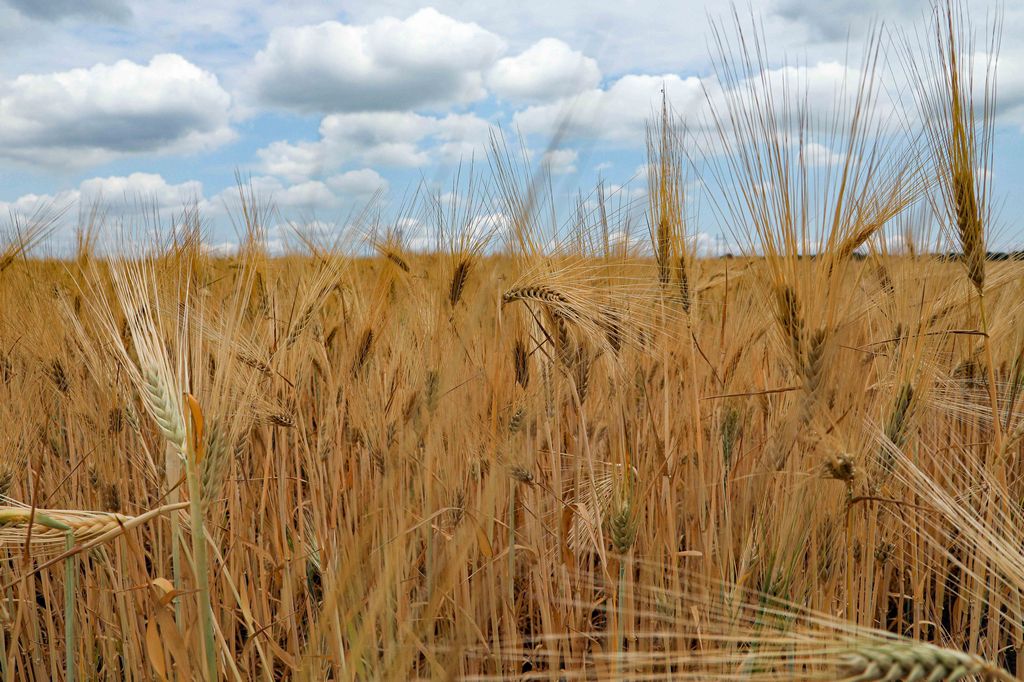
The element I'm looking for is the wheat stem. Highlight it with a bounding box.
[184,395,218,682]
[64,529,75,682]
[978,295,1004,458]
[187,457,218,681]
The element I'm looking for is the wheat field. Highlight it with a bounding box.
[0,3,1022,681]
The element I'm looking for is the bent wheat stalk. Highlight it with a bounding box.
[0,507,134,545]
[1,502,190,589]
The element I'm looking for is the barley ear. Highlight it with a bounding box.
[143,368,185,452]
[839,641,1013,682]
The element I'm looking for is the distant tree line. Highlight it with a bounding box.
[707,252,1024,261]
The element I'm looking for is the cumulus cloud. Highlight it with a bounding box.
[257,112,494,181]
[513,73,705,143]
[79,173,204,208]
[3,0,130,22]
[327,169,390,196]
[337,0,739,75]
[487,38,600,102]
[540,148,578,175]
[0,173,204,215]
[800,142,846,167]
[0,54,233,166]
[206,169,388,216]
[248,8,506,114]
[258,173,387,211]
[0,168,388,249]
[513,60,886,145]
[256,178,335,210]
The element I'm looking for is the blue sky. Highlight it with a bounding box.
[0,0,1021,252]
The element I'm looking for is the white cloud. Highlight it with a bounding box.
[247,8,506,113]
[540,148,578,175]
[0,190,79,216]
[0,173,207,253]
[256,140,325,183]
[513,59,892,147]
[0,169,388,250]
[0,54,233,166]
[327,169,389,196]
[320,112,435,167]
[468,212,510,238]
[339,1,746,75]
[272,179,336,210]
[752,61,863,119]
[487,38,600,102]
[209,169,388,214]
[257,111,495,181]
[0,173,204,216]
[431,112,496,163]
[79,172,204,208]
[513,73,705,143]
[800,142,846,167]
[253,172,387,211]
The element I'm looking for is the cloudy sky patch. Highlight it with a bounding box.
[0,0,1020,249]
